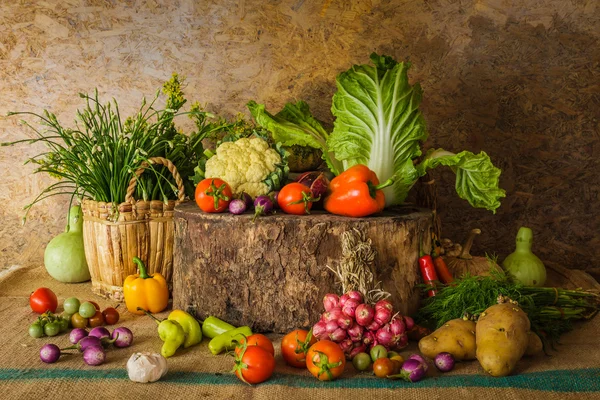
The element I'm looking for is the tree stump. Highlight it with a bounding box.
[172,202,433,333]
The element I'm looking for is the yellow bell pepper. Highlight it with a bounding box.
[124,257,169,315]
[168,310,203,348]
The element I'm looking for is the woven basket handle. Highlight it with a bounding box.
[125,157,186,203]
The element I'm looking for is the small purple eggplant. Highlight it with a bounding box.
[238,192,253,208]
[83,344,106,366]
[434,352,455,372]
[253,195,274,221]
[111,327,134,348]
[229,199,247,215]
[388,358,427,382]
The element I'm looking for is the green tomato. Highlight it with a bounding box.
[352,352,372,371]
[28,323,44,338]
[79,302,96,319]
[63,297,80,315]
[44,321,61,337]
[370,345,388,362]
[387,351,400,359]
[58,317,70,332]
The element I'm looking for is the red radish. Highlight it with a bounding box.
[349,343,368,359]
[363,331,375,347]
[346,290,364,303]
[323,307,343,323]
[375,299,393,312]
[312,320,328,340]
[325,320,340,334]
[355,304,375,327]
[342,298,361,319]
[366,320,381,332]
[390,317,406,336]
[339,338,353,353]
[374,307,392,325]
[376,325,394,348]
[403,316,415,331]
[347,323,364,342]
[337,315,353,329]
[329,327,347,343]
[323,294,340,311]
[339,293,351,307]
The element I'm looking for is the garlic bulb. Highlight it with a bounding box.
[127,352,168,383]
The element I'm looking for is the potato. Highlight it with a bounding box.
[476,302,531,377]
[418,318,477,361]
[524,332,543,356]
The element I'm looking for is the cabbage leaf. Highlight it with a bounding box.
[329,53,505,212]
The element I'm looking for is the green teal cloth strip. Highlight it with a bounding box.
[0,368,598,392]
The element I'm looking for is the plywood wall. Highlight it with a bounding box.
[1,0,599,273]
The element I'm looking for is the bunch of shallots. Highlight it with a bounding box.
[312,291,414,359]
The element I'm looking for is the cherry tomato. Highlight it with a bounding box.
[102,307,120,325]
[88,301,101,311]
[233,346,276,384]
[277,183,317,215]
[235,334,274,357]
[71,312,88,329]
[29,288,58,314]
[281,329,317,368]
[390,359,402,374]
[195,178,232,213]
[306,340,346,381]
[88,310,105,327]
[373,358,395,378]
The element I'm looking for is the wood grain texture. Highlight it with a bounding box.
[172,202,432,333]
[0,0,599,272]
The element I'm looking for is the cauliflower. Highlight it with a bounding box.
[204,137,285,198]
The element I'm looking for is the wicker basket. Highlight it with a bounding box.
[81,157,186,300]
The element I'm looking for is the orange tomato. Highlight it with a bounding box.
[281,329,317,368]
[306,340,346,381]
[235,334,274,357]
[373,358,395,378]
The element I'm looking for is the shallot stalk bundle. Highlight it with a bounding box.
[313,229,414,359]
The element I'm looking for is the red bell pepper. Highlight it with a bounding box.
[323,164,393,218]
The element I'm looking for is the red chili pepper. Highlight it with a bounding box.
[432,242,454,284]
[418,230,438,297]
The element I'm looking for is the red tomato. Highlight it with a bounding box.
[195,178,232,213]
[234,346,276,384]
[88,301,101,311]
[281,329,317,368]
[277,183,317,215]
[235,334,274,356]
[29,287,58,314]
[102,307,120,325]
[373,358,395,378]
[306,340,346,381]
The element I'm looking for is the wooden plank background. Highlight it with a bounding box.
[0,0,598,274]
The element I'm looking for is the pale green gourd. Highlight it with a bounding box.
[502,227,546,287]
[44,205,90,283]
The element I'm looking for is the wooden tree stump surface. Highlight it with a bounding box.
[172,202,433,333]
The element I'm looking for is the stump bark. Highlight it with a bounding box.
[172,202,433,333]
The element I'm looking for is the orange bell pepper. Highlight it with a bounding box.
[123,257,169,315]
[324,164,393,218]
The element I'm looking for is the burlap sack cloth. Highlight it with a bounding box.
[0,266,598,400]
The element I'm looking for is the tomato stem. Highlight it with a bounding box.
[288,192,320,214]
[204,180,231,211]
[313,350,342,380]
